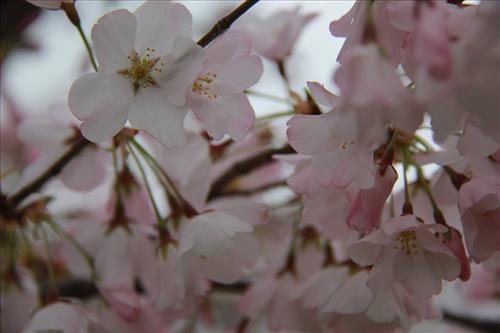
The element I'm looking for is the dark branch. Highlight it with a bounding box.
[197,0,260,47]
[208,144,295,200]
[7,137,91,207]
[215,180,288,198]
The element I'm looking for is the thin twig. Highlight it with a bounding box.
[197,0,260,47]
[7,138,91,207]
[208,144,294,200]
[216,180,288,198]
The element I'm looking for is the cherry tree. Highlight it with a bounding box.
[1,0,499,332]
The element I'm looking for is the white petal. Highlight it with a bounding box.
[134,1,192,55]
[325,270,373,314]
[158,37,205,106]
[188,211,253,257]
[68,73,133,142]
[91,9,137,73]
[307,81,338,108]
[199,233,259,283]
[128,88,188,147]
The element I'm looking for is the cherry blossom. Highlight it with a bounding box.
[178,204,263,284]
[15,106,108,192]
[349,215,461,299]
[346,166,398,234]
[234,7,317,60]
[458,176,500,264]
[188,31,263,141]
[4,0,500,332]
[69,1,205,147]
[330,0,412,65]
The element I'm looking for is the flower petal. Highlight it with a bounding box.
[158,37,205,106]
[68,73,133,142]
[134,1,192,55]
[91,9,137,73]
[129,88,188,147]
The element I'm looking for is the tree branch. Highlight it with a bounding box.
[197,0,260,47]
[7,137,91,207]
[208,144,294,200]
[6,0,260,207]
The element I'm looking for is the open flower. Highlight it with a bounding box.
[349,215,461,299]
[69,1,204,147]
[178,200,266,284]
[458,176,500,264]
[234,7,316,61]
[188,31,263,141]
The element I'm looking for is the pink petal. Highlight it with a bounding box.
[60,148,107,192]
[306,81,338,108]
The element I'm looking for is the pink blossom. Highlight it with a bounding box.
[188,31,263,141]
[458,176,500,263]
[15,107,108,192]
[306,81,338,109]
[415,1,500,143]
[404,1,460,81]
[346,166,398,234]
[333,44,422,146]
[151,133,212,211]
[234,7,316,60]
[68,1,205,147]
[301,267,373,315]
[331,0,412,65]
[239,275,321,332]
[439,227,471,281]
[349,215,461,299]
[178,209,260,284]
[287,111,377,189]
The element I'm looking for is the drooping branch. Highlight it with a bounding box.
[208,144,295,200]
[197,0,260,47]
[7,137,91,207]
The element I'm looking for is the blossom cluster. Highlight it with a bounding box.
[1,0,499,332]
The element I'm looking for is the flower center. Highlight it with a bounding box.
[118,48,164,94]
[340,140,355,150]
[393,230,419,256]
[192,72,218,100]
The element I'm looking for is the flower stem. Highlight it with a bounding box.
[245,90,293,105]
[257,110,295,122]
[46,219,97,281]
[62,2,98,71]
[126,142,163,226]
[75,23,98,71]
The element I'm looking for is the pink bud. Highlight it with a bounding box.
[441,228,471,281]
[346,166,397,234]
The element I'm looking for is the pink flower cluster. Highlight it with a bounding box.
[2,1,499,332]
